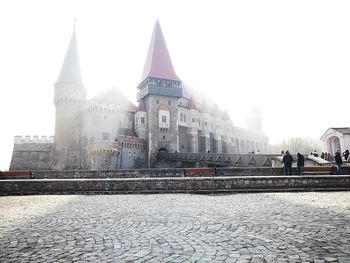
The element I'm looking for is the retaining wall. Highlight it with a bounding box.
[29,166,350,179]
[1,176,350,195]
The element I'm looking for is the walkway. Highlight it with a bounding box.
[1,193,350,262]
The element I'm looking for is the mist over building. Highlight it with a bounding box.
[10,21,268,170]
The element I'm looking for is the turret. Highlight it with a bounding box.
[137,21,182,166]
[53,25,86,169]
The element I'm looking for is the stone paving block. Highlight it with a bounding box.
[0,193,350,262]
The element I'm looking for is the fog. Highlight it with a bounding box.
[0,0,349,170]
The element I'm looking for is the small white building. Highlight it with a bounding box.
[320,127,350,155]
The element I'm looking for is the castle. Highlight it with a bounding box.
[10,21,268,170]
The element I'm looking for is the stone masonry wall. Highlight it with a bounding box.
[24,166,350,179]
[9,143,54,170]
[1,176,350,195]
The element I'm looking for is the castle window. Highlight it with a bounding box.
[192,118,195,123]
[180,113,184,122]
[141,117,145,124]
[163,135,165,139]
[162,116,167,122]
[156,100,160,104]
[184,114,187,122]
[168,100,171,106]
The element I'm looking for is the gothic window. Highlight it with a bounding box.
[180,113,184,122]
[184,114,187,123]
[136,117,139,123]
[192,118,195,123]
[168,100,171,106]
[141,117,145,124]
[162,116,167,122]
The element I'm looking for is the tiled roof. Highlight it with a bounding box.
[332,127,350,134]
[141,20,180,81]
[159,103,170,110]
[94,87,136,111]
[137,100,147,112]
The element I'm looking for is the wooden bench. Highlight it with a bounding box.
[0,171,35,179]
[184,168,216,177]
[302,166,334,175]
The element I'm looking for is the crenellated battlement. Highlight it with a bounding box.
[82,100,122,113]
[14,135,54,144]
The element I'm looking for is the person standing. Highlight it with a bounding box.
[343,149,349,162]
[296,153,305,175]
[324,152,328,161]
[282,150,293,175]
[335,150,343,175]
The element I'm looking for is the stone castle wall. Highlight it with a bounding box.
[9,140,54,170]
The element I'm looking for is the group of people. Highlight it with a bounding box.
[310,149,349,163]
[248,150,261,154]
[281,150,304,175]
[281,149,348,175]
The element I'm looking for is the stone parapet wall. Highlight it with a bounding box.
[33,168,184,179]
[1,176,350,195]
[18,166,350,179]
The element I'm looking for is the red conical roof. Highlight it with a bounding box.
[141,20,180,81]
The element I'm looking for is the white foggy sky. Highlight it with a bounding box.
[0,0,349,170]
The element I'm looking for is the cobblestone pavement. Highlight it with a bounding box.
[1,192,350,263]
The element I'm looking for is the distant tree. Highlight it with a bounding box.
[281,137,322,154]
[268,137,322,154]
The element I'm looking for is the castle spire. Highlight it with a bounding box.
[56,24,83,86]
[141,20,179,81]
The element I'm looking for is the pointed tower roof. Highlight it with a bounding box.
[56,26,83,86]
[141,20,180,82]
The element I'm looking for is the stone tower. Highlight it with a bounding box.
[53,26,86,169]
[137,21,182,166]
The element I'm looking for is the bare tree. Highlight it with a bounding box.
[281,137,322,154]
